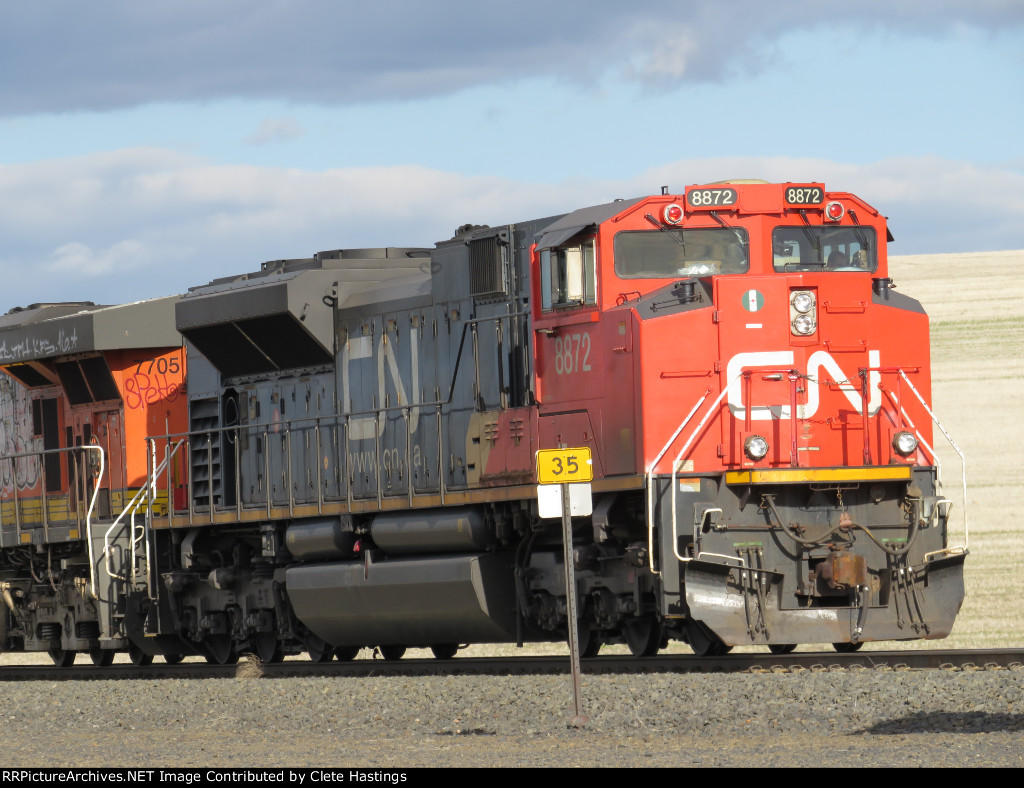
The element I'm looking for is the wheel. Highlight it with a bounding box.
[89,648,115,667]
[307,636,334,663]
[768,644,797,655]
[127,642,154,666]
[833,641,864,653]
[204,635,238,665]
[48,649,76,667]
[430,644,459,660]
[378,645,406,661]
[334,646,360,661]
[623,619,661,657]
[254,633,283,663]
[163,653,185,665]
[686,620,730,657]
[575,625,601,658]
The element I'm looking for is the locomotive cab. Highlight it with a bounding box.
[599,183,964,652]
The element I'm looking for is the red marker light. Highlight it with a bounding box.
[663,203,684,224]
[825,201,845,222]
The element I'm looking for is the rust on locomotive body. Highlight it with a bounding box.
[0,181,966,665]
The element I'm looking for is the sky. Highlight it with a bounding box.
[0,1,1022,307]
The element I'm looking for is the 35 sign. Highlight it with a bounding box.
[536,448,593,484]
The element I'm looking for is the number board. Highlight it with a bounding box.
[537,448,594,484]
[783,185,825,205]
[686,187,738,209]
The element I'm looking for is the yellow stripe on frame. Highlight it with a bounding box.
[725,466,914,485]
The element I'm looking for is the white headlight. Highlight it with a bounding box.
[791,291,815,313]
[892,431,918,457]
[792,314,816,335]
[744,435,769,461]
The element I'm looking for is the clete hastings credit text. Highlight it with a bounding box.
[1,771,409,784]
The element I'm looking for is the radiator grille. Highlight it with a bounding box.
[469,236,508,297]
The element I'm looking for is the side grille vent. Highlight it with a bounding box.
[469,235,508,297]
[190,398,223,509]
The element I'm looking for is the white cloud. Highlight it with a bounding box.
[0,148,1020,307]
[244,117,306,146]
[47,239,151,276]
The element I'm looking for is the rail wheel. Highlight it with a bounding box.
[89,648,115,667]
[768,644,797,655]
[833,641,864,653]
[127,642,154,666]
[254,634,283,663]
[334,646,360,661]
[48,649,76,667]
[204,635,238,665]
[575,625,601,658]
[624,619,661,657]
[430,644,459,660]
[163,653,185,665]
[306,636,334,663]
[378,645,406,661]
[686,620,731,657]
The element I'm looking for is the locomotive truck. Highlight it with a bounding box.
[0,181,966,664]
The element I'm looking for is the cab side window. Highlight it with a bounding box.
[541,238,596,310]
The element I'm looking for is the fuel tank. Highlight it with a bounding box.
[285,551,518,646]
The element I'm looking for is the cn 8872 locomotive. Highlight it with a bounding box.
[0,181,967,665]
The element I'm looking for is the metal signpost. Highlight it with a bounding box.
[536,447,593,729]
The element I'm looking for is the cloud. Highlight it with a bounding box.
[0,1,1019,116]
[0,148,1020,308]
[47,240,152,276]
[244,118,306,146]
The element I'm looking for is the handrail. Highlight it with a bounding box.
[645,364,964,575]
[101,439,185,595]
[151,400,453,526]
[645,373,744,576]
[644,389,712,576]
[668,376,745,554]
[0,443,99,542]
[141,310,528,524]
[72,445,105,600]
[879,386,940,470]
[896,369,968,549]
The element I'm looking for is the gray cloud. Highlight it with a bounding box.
[0,1,1020,116]
[0,148,1020,309]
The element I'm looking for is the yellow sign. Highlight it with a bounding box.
[536,447,593,484]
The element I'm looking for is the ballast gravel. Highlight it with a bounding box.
[2,666,1022,768]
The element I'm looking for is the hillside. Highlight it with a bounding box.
[888,250,1024,647]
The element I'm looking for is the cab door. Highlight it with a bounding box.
[94,409,124,517]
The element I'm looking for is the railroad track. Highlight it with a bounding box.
[1,648,1021,682]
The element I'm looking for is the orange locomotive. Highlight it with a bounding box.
[0,299,188,665]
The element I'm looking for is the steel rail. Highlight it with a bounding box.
[2,648,1021,682]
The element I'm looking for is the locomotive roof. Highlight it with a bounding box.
[534,198,643,250]
[0,296,182,365]
[177,248,430,376]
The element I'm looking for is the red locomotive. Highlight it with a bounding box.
[0,181,966,664]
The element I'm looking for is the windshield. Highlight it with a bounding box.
[772,226,877,272]
[614,228,749,279]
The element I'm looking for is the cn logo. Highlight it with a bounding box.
[726,350,881,420]
[342,332,421,440]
